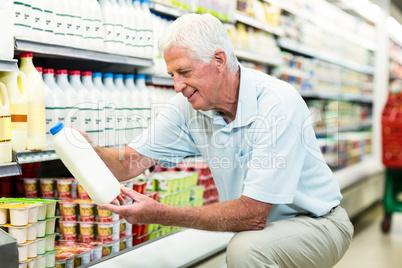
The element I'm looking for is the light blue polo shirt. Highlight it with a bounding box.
[128,64,342,222]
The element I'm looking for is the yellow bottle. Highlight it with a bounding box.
[0,82,12,163]
[19,52,46,150]
[0,71,28,151]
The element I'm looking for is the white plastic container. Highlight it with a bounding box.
[0,71,28,151]
[0,1,14,59]
[0,81,12,163]
[13,0,32,40]
[30,0,46,42]
[7,225,28,244]
[92,72,110,147]
[19,52,46,150]
[103,73,119,147]
[50,122,121,205]
[99,0,115,53]
[42,0,55,44]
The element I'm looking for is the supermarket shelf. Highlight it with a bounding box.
[277,40,375,75]
[335,157,384,190]
[234,10,283,36]
[149,76,174,86]
[0,58,18,72]
[150,1,189,18]
[0,162,21,177]
[265,0,376,51]
[13,149,59,164]
[315,123,372,136]
[235,48,283,66]
[86,229,234,268]
[14,39,153,68]
[298,90,373,103]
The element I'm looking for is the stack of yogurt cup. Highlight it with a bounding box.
[0,197,59,268]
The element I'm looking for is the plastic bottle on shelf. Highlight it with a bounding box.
[70,0,84,48]
[92,72,112,147]
[99,0,115,53]
[19,52,46,150]
[69,70,94,137]
[56,69,81,130]
[141,0,153,58]
[64,0,76,47]
[30,0,46,42]
[133,0,144,57]
[114,73,131,146]
[53,0,68,45]
[50,122,121,205]
[0,0,14,59]
[0,82,12,163]
[111,0,124,52]
[82,71,104,146]
[13,0,33,40]
[42,0,55,44]
[103,73,120,147]
[117,0,130,54]
[0,71,28,151]
[82,0,93,50]
[90,0,105,51]
[38,67,54,149]
[126,0,137,56]
[135,74,152,129]
[43,68,66,149]
[124,74,141,142]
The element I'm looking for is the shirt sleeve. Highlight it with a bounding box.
[241,92,307,204]
[127,95,200,167]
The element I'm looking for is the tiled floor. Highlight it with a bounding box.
[194,203,402,268]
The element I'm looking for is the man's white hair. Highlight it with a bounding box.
[159,13,239,73]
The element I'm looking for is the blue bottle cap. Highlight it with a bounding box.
[104,73,114,78]
[125,74,134,79]
[93,72,102,78]
[114,74,124,79]
[50,122,64,135]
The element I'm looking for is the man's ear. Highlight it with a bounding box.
[214,49,227,72]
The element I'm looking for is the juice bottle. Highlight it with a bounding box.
[50,122,121,205]
[0,82,12,163]
[0,71,28,151]
[19,52,46,150]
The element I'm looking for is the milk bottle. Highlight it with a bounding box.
[99,0,115,53]
[127,0,137,56]
[90,0,105,51]
[53,0,67,45]
[114,74,131,146]
[0,82,12,163]
[0,71,28,151]
[103,73,120,147]
[43,69,65,125]
[56,69,80,130]
[19,53,46,150]
[135,74,151,127]
[42,0,55,44]
[82,71,103,146]
[93,72,112,147]
[111,0,124,52]
[50,122,121,205]
[70,0,83,48]
[38,67,54,148]
[31,0,46,42]
[69,70,94,136]
[117,0,130,54]
[13,0,33,40]
[141,0,153,58]
[64,0,76,47]
[133,0,144,57]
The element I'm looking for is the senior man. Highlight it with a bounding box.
[91,13,353,268]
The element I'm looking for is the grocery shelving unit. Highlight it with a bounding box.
[0,0,393,267]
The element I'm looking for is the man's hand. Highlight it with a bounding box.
[99,185,164,224]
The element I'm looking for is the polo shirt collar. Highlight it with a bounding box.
[199,64,258,128]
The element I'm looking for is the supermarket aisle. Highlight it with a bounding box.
[193,203,402,268]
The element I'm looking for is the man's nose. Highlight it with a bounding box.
[174,76,186,94]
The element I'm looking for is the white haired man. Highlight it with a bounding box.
[89,13,353,267]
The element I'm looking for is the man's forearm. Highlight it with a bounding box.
[155,196,271,232]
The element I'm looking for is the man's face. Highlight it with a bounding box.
[165,47,222,111]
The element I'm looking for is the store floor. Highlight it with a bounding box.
[192,203,402,268]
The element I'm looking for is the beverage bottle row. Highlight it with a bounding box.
[12,0,153,58]
[43,70,175,149]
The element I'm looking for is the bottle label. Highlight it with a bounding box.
[0,115,11,142]
[10,103,28,121]
[27,104,46,135]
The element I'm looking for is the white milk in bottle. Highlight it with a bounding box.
[13,0,33,40]
[103,73,119,147]
[42,0,55,44]
[30,0,46,42]
[19,52,46,150]
[0,82,12,163]
[82,71,103,145]
[0,71,28,151]
[90,0,104,51]
[92,72,108,147]
[141,0,153,58]
[114,73,130,146]
[0,0,14,59]
[56,69,80,130]
[50,122,121,205]
[39,67,54,149]
[99,0,115,53]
